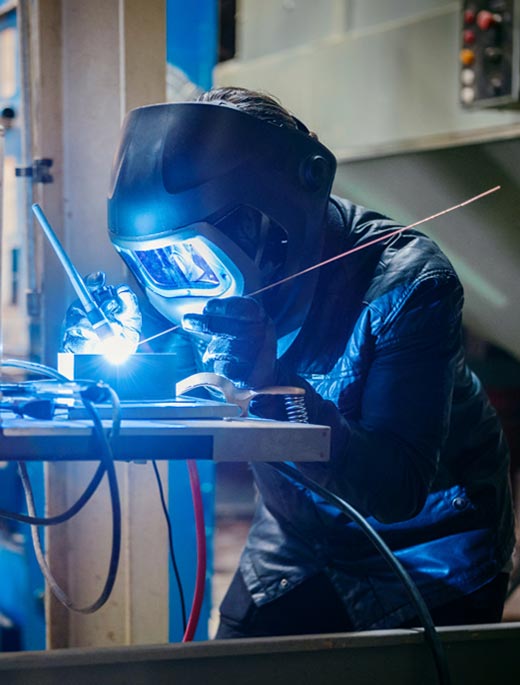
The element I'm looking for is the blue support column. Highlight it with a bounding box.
[166,0,217,90]
[167,461,215,642]
[166,0,218,641]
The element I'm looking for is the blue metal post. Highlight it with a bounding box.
[166,0,217,90]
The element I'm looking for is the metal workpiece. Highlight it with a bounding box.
[0,372,328,462]
[176,372,306,418]
[57,353,185,402]
[0,623,519,685]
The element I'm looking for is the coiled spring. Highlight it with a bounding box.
[283,394,309,423]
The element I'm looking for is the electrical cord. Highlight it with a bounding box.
[1,357,204,626]
[268,461,452,685]
[2,358,69,381]
[0,462,106,525]
[0,398,57,419]
[151,458,206,641]
[0,367,117,526]
[151,459,187,633]
[22,392,122,613]
[2,358,123,614]
[183,460,207,642]
[1,357,206,627]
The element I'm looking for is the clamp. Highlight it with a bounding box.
[175,372,308,421]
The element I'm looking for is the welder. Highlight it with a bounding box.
[63,87,515,638]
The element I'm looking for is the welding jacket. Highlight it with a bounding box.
[238,196,515,630]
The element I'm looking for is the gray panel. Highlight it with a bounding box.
[334,138,520,359]
[349,0,456,30]
[238,0,346,59]
[216,2,520,157]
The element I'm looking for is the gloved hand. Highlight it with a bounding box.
[182,296,277,389]
[61,272,142,354]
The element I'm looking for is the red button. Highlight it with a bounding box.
[464,9,476,25]
[463,29,476,45]
[477,10,498,31]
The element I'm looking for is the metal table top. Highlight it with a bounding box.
[0,415,330,463]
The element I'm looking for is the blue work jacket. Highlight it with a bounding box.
[239,197,515,630]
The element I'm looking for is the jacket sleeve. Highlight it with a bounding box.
[274,271,464,524]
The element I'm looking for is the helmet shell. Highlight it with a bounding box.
[108,102,336,336]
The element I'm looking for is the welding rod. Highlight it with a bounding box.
[31,203,114,341]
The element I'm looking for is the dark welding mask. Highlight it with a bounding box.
[108,102,336,340]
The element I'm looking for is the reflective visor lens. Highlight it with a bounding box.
[135,242,220,289]
[117,236,237,298]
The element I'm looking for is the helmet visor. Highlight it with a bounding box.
[116,235,240,299]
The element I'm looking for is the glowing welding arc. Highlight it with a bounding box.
[250,185,501,297]
[31,203,114,341]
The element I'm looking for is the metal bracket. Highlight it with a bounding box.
[15,158,54,184]
[26,291,41,318]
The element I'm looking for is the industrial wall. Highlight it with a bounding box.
[216,0,520,157]
[214,0,520,361]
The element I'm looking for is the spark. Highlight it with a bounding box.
[138,185,501,346]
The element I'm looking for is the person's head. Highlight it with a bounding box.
[107,87,336,341]
[196,86,310,133]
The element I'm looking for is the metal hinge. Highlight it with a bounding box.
[15,158,54,184]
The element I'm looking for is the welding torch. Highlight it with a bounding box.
[31,203,115,344]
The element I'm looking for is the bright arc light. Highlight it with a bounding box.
[99,332,136,366]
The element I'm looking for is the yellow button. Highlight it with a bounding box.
[460,49,476,66]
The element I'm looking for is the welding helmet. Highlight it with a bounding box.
[107,102,336,340]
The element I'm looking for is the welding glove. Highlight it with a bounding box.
[182,296,277,389]
[61,271,142,354]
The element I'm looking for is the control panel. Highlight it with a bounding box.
[460,1,520,107]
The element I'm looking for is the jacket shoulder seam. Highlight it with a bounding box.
[370,268,460,339]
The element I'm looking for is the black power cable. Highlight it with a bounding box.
[3,356,124,615]
[0,400,117,527]
[0,463,106,525]
[21,394,122,613]
[268,461,452,685]
[0,361,115,527]
[151,460,188,633]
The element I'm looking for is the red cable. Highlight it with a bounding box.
[182,460,207,642]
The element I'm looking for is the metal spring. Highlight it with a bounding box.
[283,394,309,423]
